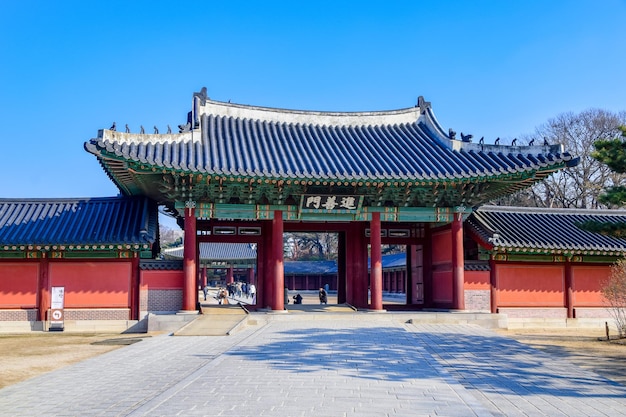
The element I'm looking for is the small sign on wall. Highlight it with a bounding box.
[49,286,65,331]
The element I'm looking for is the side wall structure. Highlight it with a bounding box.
[464,269,490,311]
[0,258,139,331]
[140,269,184,316]
[493,262,611,320]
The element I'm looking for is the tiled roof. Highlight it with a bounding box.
[465,261,490,271]
[467,205,626,255]
[285,260,337,275]
[85,96,576,184]
[163,243,256,261]
[0,196,158,248]
[380,252,406,269]
[286,254,409,274]
[140,260,183,270]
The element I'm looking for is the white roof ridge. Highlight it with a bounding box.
[199,98,422,127]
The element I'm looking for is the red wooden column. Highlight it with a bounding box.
[226,266,234,284]
[337,231,346,303]
[37,256,50,322]
[423,226,433,308]
[271,210,285,310]
[370,212,383,310]
[129,255,140,320]
[352,222,369,308]
[345,224,355,305]
[451,212,465,310]
[565,259,574,318]
[247,267,255,285]
[489,258,497,313]
[182,206,198,312]
[260,220,271,309]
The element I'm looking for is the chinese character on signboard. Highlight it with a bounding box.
[302,195,360,211]
[340,196,357,209]
[305,196,322,209]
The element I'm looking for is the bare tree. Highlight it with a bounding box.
[493,109,626,208]
[160,224,183,248]
[603,258,626,338]
[284,232,338,261]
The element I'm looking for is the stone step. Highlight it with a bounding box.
[173,304,249,336]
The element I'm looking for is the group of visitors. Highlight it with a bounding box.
[206,283,330,307]
[202,281,257,305]
[227,281,254,299]
[282,285,329,307]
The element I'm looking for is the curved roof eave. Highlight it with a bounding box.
[467,205,626,255]
[84,92,577,198]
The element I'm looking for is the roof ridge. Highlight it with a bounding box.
[199,98,423,127]
[477,205,626,216]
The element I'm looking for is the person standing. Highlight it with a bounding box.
[319,287,328,304]
[249,284,256,302]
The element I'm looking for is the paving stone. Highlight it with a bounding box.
[1,317,626,416]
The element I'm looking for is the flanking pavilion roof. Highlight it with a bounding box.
[85,88,578,214]
[285,260,337,275]
[0,196,158,256]
[163,243,256,262]
[467,205,626,257]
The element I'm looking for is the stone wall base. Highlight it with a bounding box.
[464,290,490,312]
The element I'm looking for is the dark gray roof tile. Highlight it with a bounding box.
[163,243,257,261]
[467,205,626,255]
[86,98,575,183]
[0,197,158,248]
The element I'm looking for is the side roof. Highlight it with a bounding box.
[467,205,626,255]
[0,196,158,248]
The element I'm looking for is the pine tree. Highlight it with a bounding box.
[579,126,626,236]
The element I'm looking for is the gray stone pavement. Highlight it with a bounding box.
[1,316,626,417]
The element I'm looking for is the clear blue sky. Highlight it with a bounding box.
[1,0,625,201]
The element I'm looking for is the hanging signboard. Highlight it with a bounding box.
[299,195,363,219]
[49,286,65,331]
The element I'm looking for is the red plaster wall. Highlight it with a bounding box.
[432,269,452,303]
[431,228,453,304]
[431,229,452,265]
[49,261,131,308]
[141,270,184,289]
[496,264,564,306]
[0,262,39,308]
[465,270,490,290]
[572,265,609,306]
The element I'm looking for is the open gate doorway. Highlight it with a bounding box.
[196,242,258,306]
[195,218,429,311]
[284,231,339,293]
